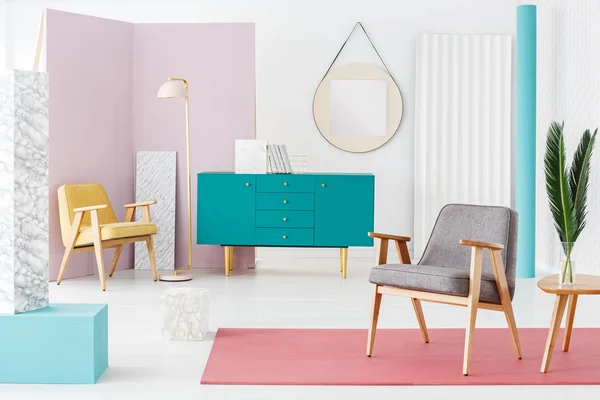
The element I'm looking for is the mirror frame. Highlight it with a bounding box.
[313,62,403,153]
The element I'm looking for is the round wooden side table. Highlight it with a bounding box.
[537,274,600,373]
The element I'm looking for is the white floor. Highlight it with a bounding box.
[1,257,598,399]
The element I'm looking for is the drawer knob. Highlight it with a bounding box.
[283,200,288,204]
[321,183,326,187]
[283,217,287,221]
[283,182,288,186]
[282,235,287,239]
[245,182,250,186]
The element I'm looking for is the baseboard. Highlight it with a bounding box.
[256,247,417,264]
[256,250,554,275]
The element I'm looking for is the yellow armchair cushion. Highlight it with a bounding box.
[58,184,119,246]
[75,222,157,247]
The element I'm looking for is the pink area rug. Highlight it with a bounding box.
[201,328,600,385]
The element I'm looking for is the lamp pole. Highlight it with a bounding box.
[157,77,193,282]
[184,85,192,272]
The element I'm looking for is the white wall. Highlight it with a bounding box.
[6,0,518,259]
[535,0,600,274]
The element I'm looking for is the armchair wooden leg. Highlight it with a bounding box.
[229,246,234,272]
[562,294,578,352]
[411,298,429,343]
[463,247,483,376]
[366,285,382,357]
[57,246,74,285]
[502,301,522,359]
[90,210,106,291]
[489,249,522,359]
[146,236,158,281]
[57,211,83,285]
[109,245,123,277]
[463,298,480,376]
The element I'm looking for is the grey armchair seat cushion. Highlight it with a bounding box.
[369,204,518,304]
[369,264,502,303]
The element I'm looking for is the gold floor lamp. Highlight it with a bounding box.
[157,77,193,282]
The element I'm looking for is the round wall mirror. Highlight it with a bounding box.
[313,62,403,153]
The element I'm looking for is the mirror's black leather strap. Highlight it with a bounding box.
[319,22,398,86]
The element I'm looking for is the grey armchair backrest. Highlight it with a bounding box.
[419,204,519,298]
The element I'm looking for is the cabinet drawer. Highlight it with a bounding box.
[256,193,314,210]
[256,210,314,228]
[255,228,314,246]
[256,175,314,193]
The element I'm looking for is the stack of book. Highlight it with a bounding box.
[267,144,293,174]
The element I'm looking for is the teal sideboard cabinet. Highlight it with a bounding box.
[197,172,374,278]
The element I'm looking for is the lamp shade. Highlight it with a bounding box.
[157,79,188,99]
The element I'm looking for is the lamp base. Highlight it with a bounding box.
[159,272,193,282]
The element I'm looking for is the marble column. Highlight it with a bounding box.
[0,70,49,314]
[134,151,176,270]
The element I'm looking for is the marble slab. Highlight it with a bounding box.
[161,287,209,341]
[235,139,267,174]
[134,151,176,270]
[0,70,49,315]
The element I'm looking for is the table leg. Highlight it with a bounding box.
[562,294,578,352]
[541,294,568,373]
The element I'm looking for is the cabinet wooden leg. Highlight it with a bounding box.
[229,246,234,272]
[224,246,231,277]
[340,248,348,279]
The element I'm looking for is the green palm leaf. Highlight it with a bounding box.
[569,128,597,243]
[544,121,574,243]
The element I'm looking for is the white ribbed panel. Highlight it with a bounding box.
[414,34,512,256]
[535,0,600,274]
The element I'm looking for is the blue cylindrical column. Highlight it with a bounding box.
[516,5,536,278]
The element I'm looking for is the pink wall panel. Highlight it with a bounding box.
[45,10,256,280]
[132,23,256,269]
[46,10,134,280]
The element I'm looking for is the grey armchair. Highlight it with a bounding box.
[366,204,521,375]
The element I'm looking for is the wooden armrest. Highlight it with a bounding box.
[368,232,411,242]
[124,200,157,208]
[460,239,504,251]
[73,204,107,213]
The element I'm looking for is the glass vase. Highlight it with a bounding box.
[559,242,575,285]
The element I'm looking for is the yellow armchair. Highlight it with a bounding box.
[56,183,158,291]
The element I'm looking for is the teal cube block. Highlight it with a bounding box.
[0,304,108,384]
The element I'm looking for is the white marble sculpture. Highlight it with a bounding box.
[235,139,267,174]
[0,70,49,314]
[161,288,209,341]
[134,151,176,270]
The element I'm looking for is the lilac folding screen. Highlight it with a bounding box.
[45,10,255,280]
